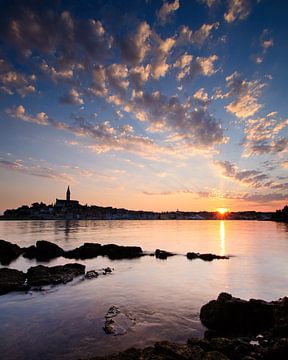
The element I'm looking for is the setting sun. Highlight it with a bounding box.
[217,208,230,215]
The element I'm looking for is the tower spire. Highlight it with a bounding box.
[66,185,70,202]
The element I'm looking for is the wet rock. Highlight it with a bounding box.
[101,244,143,260]
[155,249,175,259]
[200,292,275,335]
[187,252,229,261]
[65,243,102,259]
[85,270,99,279]
[0,239,22,265]
[27,263,85,286]
[103,306,136,335]
[23,240,64,261]
[0,268,27,294]
[65,243,143,260]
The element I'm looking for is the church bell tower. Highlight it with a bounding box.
[66,186,71,203]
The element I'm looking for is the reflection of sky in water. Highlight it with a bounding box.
[0,220,288,360]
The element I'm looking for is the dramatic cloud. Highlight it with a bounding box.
[126,90,228,150]
[193,88,211,106]
[218,72,265,119]
[174,54,218,81]
[224,0,251,23]
[151,36,176,79]
[157,0,180,24]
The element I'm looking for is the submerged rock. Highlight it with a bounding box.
[23,240,64,261]
[84,267,113,279]
[0,268,27,294]
[155,249,175,259]
[0,239,22,265]
[27,263,85,286]
[200,292,275,335]
[187,252,229,261]
[103,306,136,335]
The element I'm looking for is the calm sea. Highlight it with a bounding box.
[0,220,288,359]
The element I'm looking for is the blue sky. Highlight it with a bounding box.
[0,0,287,212]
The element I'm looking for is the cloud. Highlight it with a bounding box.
[193,88,211,106]
[130,65,151,88]
[60,88,84,105]
[0,58,36,97]
[119,21,151,65]
[1,4,112,71]
[157,0,180,24]
[106,64,129,92]
[242,114,288,156]
[0,157,74,183]
[200,0,220,7]
[220,72,265,119]
[151,36,176,79]
[224,0,251,23]
[254,29,274,64]
[126,89,228,150]
[177,23,219,46]
[174,54,218,81]
[7,105,178,159]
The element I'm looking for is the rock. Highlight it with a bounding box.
[186,252,229,261]
[273,297,288,336]
[85,270,99,279]
[199,254,229,261]
[0,268,27,294]
[200,292,275,335]
[65,243,143,260]
[27,263,85,286]
[23,240,64,261]
[0,239,22,265]
[65,243,102,259]
[101,244,143,260]
[155,249,175,260]
[103,306,135,335]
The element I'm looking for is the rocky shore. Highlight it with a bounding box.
[89,293,288,360]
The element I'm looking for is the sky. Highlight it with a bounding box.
[0,0,287,213]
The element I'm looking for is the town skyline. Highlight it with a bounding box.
[0,0,287,213]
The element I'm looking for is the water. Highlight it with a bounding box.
[0,220,288,359]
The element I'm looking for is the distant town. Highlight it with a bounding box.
[1,187,287,222]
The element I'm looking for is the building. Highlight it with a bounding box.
[55,186,79,209]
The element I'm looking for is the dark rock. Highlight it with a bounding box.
[85,270,99,279]
[186,252,229,261]
[0,268,27,294]
[155,249,175,259]
[65,243,143,260]
[27,263,85,286]
[187,252,200,260]
[101,244,143,260]
[273,297,288,336]
[65,243,102,259]
[200,292,275,335]
[23,240,64,261]
[0,239,22,265]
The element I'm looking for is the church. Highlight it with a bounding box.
[55,186,79,209]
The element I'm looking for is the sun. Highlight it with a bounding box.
[217,208,230,215]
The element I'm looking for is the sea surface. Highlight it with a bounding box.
[0,220,288,360]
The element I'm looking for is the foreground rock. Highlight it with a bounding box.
[200,292,288,337]
[187,252,229,261]
[103,306,136,335]
[155,249,175,259]
[0,240,22,265]
[23,240,64,261]
[85,267,113,279]
[0,268,27,294]
[27,263,85,286]
[65,243,143,260]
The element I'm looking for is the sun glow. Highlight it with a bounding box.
[217,208,230,215]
